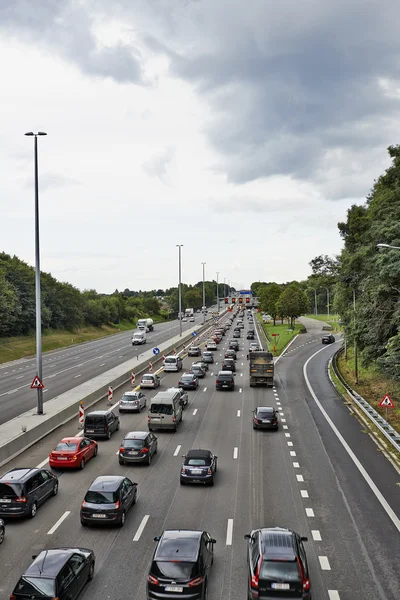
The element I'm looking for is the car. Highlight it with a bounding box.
[224,323,230,331]
[194,359,209,371]
[207,340,217,351]
[81,475,137,527]
[0,518,4,545]
[147,530,216,600]
[180,449,218,486]
[249,343,261,352]
[202,351,214,363]
[168,386,189,408]
[322,334,335,344]
[229,340,240,351]
[244,527,311,599]
[179,373,199,390]
[253,407,279,430]
[0,468,58,519]
[190,316,195,322]
[182,317,187,322]
[49,437,98,470]
[188,346,201,357]
[247,331,255,340]
[225,349,237,360]
[140,373,161,389]
[189,364,206,378]
[221,358,236,372]
[237,322,244,329]
[119,390,147,413]
[83,409,120,439]
[233,330,241,338]
[119,431,158,465]
[215,328,225,337]
[212,334,222,344]
[11,547,95,600]
[215,370,235,390]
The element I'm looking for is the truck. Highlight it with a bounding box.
[131,330,147,345]
[249,351,274,387]
[137,318,154,332]
[185,308,194,318]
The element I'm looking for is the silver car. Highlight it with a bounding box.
[119,391,147,413]
[140,373,161,389]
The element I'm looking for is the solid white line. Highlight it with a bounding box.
[305,508,315,517]
[328,591,341,600]
[301,490,309,498]
[47,511,70,534]
[226,519,234,545]
[233,447,238,459]
[312,529,322,541]
[304,350,400,533]
[133,514,150,541]
[319,556,331,570]
[296,475,304,482]
[290,451,296,456]
[237,410,241,417]
[193,408,198,415]
[293,462,300,468]
[173,445,182,456]
[36,457,49,468]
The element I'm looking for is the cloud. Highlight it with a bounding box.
[23,173,81,191]
[142,146,176,185]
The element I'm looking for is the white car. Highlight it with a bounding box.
[182,317,187,322]
[206,340,217,351]
[189,316,195,322]
[167,387,188,408]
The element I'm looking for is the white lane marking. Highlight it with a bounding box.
[226,519,234,545]
[193,409,198,415]
[237,410,241,417]
[281,418,286,422]
[47,511,70,534]
[16,375,24,380]
[285,433,291,438]
[215,362,218,365]
[276,401,281,405]
[287,441,293,446]
[319,556,331,570]
[241,362,244,366]
[301,490,309,498]
[328,591,341,600]
[304,350,400,534]
[211,372,214,376]
[100,363,106,367]
[312,529,322,541]
[290,451,296,456]
[36,457,49,468]
[203,387,207,392]
[43,389,49,393]
[239,388,242,393]
[283,425,288,429]
[74,374,82,378]
[233,447,238,459]
[279,411,284,415]
[7,389,17,394]
[133,514,150,541]
[240,373,243,377]
[274,392,279,396]
[293,462,300,468]
[296,475,304,482]
[173,445,182,456]
[305,508,315,517]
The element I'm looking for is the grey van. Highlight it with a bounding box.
[84,410,120,440]
[148,390,183,432]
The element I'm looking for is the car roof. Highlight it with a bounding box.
[223,358,234,362]
[155,530,203,561]
[24,548,78,577]
[218,370,233,375]
[181,373,196,377]
[86,410,112,416]
[122,391,141,396]
[142,373,157,377]
[259,528,296,560]
[186,449,212,459]
[0,468,39,482]
[256,406,275,412]
[89,475,125,491]
[124,431,148,440]
[60,437,82,443]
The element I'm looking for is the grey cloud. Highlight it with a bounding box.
[142,147,176,185]
[210,197,314,214]
[23,173,81,191]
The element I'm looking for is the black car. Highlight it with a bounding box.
[247,331,255,340]
[119,431,158,465]
[83,410,120,440]
[216,371,235,390]
[253,407,279,430]
[178,373,199,390]
[322,334,335,344]
[244,527,311,599]
[147,530,216,600]
[81,475,137,527]
[229,340,240,351]
[0,468,58,519]
[221,358,236,372]
[11,547,95,600]
[180,449,218,486]
[202,351,214,363]
[0,518,4,544]
[188,346,201,357]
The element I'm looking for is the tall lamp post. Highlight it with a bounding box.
[224,277,226,298]
[309,287,317,316]
[176,245,183,337]
[216,271,219,315]
[201,262,206,323]
[25,131,47,415]
[321,287,330,320]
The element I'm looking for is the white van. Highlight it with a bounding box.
[148,390,183,431]
[163,355,183,372]
[132,331,146,345]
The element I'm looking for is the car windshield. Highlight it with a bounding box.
[152,561,198,580]
[0,482,23,498]
[84,490,118,504]
[257,410,274,418]
[121,394,138,402]
[123,439,144,449]
[181,375,194,381]
[260,560,301,582]
[186,458,210,466]
[151,404,173,415]
[14,577,56,597]
[54,442,78,451]
[164,358,176,363]
[142,376,154,381]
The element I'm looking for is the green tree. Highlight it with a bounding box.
[184,289,202,310]
[260,283,282,325]
[276,283,308,327]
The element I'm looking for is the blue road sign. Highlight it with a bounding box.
[153,347,160,355]
[192,331,197,337]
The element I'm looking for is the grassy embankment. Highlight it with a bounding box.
[256,314,303,356]
[304,313,342,332]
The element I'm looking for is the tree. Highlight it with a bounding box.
[259,283,282,325]
[276,283,308,327]
[184,289,202,310]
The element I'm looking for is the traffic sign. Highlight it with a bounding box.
[30,375,44,389]
[271,334,277,337]
[153,347,160,355]
[192,331,197,337]
[379,394,394,408]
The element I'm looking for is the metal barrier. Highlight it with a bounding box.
[329,347,400,453]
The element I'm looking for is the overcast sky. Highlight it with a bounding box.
[1,0,399,293]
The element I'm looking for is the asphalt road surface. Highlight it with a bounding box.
[0,312,213,426]
[1,314,399,600]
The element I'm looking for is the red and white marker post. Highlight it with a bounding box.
[107,386,113,406]
[79,402,84,428]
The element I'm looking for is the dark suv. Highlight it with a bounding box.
[215,371,235,390]
[83,410,120,439]
[11,547,95,600]
[0,468,58,519]
[147,530,216,600]
[119,431,158,465]
[81,475,137,527]
[322,334,335,344]
[244,527,311,599]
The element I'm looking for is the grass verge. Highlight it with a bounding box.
[304,313,342,332]
[256,315,302,355]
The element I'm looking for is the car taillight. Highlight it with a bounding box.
[119,447,125,453]
[216,380,219,384]
[147,574,159,585]
[114,501,120,509]
[251,555,262,589]
[189,576,204,587]
[207,468,212,475]
[147,415,150,422]
[140,447,149,453]
[274,419,278,424]
[10,595,16,600]
[82,500,87,507]
[15,496,27,503]
[296,556,310,591]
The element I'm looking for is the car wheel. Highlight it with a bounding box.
[119,459,125,465]
[88,561,95,580]
[149,427,153,432]
[119,511,126,527]
[30,502,37,519]
[0,526,5,545]
[116,422,120,431]
[81,519,88,527]
[52,482,59,496]
[147,453,152,466]
[208,478,214,487]
[80,458,86,470]
[154,444,158,454]
[203,579,208,600]
[93,446,98,457]
[107,430,112,440]
[180,479,185,486]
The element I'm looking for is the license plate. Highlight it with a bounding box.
[165,586,183,593]
[272,583,290,590]
[223,385,228,388]
[262,420,271,423]
[129,451,139,455]
[57,456,68,460]
[86,430,94,433]
[92,514,106,518]
[191,470,202,475]
[0,499,11,503]
[152,417,161,421]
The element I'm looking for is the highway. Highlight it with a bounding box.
[0,313,211,426]
[1,314,399,600]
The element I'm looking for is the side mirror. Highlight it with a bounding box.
[32,554,38,559]
[153,536,161,542]
[244,534,251,540]
[233,373,236,376]
[210,538,217,544]
[300,536,308,542]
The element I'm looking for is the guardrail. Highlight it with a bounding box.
[330,347,400,453]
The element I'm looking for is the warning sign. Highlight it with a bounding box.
[379,394,394,408]
[30,375,44,389]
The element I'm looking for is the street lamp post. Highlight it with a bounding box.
[216,271,219,315]
[353,289,358,384]
[309,287,318,316]
[25,131,47,415]
[201,262,206,324]
[176,245,183,337]
[322,287,330,320]
[224,277,226,298]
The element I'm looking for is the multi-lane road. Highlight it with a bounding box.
[0,314,209,425]
[1,314,399,600]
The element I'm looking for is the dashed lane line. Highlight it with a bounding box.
[305,508,315,517]
[173,445,182,456]
[300,490,309,498]
[226,519,234,545]
[47,511,70,534]
[296,475,304,482]
[133,515,150,542]
[233,447,238,459]
[193,409,198,415]
[312,530,322,541]
[319,556,331,570]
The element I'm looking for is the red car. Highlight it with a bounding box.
[212,334,222,343]
[49,437,98,470]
